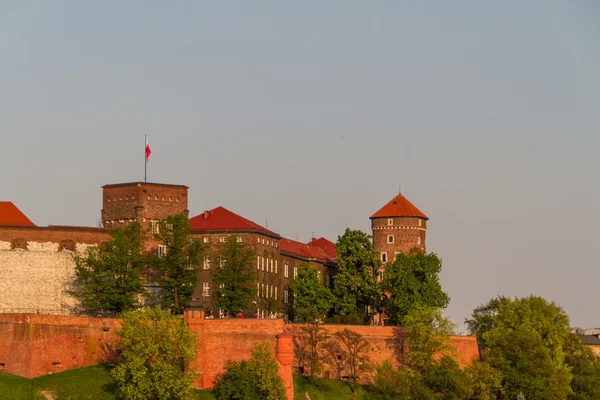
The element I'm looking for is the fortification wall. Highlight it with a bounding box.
[0,314,120,378]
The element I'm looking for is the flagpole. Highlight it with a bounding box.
[144,135,147,183]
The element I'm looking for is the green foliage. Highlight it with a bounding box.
[212,343,287,400]
[294,321,330,377]
[382,250,450,325]
[211,235,255,317]
[464,360,503,399]
[466,295,573,400]
[112,306,199,400]
[293,375,381,400]
[563,333,600,400]
[328,329,373,392]
[153,214,204,314]
[70,222,147,315]
[333,228,382,324]
[423,356,470,400]
[372,360,412,400]
[293,264,335,322]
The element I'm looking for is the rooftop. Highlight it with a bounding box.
[189,206,279,237]
[370,193,428,220]
[101,182,188,189]
[0,202,36,227]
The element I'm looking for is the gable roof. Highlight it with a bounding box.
[370,193,428,220]
[309,237,337,259]
[281,237,336,263]
[189,206,279,237]
[0,202,36,227]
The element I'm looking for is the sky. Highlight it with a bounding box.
[1,1,599,331]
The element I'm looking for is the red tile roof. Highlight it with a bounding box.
[189,206,278,237]
[281,237,336,263]
[0,202,36,227]
[309,237,337,258]
[370,193,428,220]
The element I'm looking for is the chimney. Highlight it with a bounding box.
[203,210,209,220]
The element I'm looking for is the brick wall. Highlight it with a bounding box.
[372,216,427,261]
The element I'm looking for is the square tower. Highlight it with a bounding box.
[101,182,189,228]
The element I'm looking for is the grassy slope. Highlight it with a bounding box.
[0,366,215,400]
[293,375,381,400]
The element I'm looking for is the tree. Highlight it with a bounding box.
[70,222,146,315]
[293,321,329,377]
[293,264,335,322]
[212,343,287,400]
[465,296,573,399]
[382,249,449,325]
[464,360,503,400]
[212,235,256,317]
[111,306,198,400]
[333,229,382,324]
[563,333,600,400]
[326,328,373,392]
[153,214,203,314]
[372,360,412,400]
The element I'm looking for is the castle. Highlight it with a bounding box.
[0,181,428,320]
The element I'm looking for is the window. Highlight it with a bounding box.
[203,237,210,243]
[237,237,243,243]
[387,235,394,244]
[275,260,278,274]
[284,264,289,278]
[388,218,393,225]
[257,256,260,270]
[203,282,210,297]
[219,237,226,243]
[157,245,167,257]
[257,237,260,243]
[11,239,27,250]
[275,287,278,300]
[219,258,226,268]
[419,219,422,227]
[203,255,211,270]
[270,285,273,298]
[257,282,260,295]
[270,259,274,273]
[418,237,421,245]
[261,239,265,244]
[317,270,321,280]
[267,240,270,246]
[293,267,298,279]
[151,221,159,234]
[262,257,265,271]
[262,284,265,297]
[381,252,387,263]
[284,289,289,304]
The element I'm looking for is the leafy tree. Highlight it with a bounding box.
[333,228,382,324]
[563,333,600,400]
[212,343,287,400]
[153,214,203,314]
[372,359,412,400]
[293,264,335,322]
[466,296,573,400]
[382,249,449,325]
[212,235,256,317]
[293,321,329,377]
[70,222,146,315]
[112,306,198,400]
[464,360,503,399]
[424,356,470,400]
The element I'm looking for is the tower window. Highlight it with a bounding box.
[203,237,210,243]
[203,282,210,297]
[381,252,387,263]
[387,235,394,244]
[418,237,421,245]
[203,255,210,269]
[220,237,226,243]
[419,219,422,227]
[147,195,151,200]
[388,219,393,225]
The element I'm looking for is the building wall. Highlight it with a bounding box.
[372,216,427,262]
[0,227,110,313]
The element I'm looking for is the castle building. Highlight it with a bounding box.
[370,193,428,264]
[0,182,427,321]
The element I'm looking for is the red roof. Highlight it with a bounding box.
[281,237,336,263]
[189,206,278,236]
[309,237,337,258]
[370,193,428,220]
[0,202,36,227]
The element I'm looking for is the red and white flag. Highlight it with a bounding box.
[145,136,151,162]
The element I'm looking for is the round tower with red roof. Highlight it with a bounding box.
[370,193,428,264]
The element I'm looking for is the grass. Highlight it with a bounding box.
[0,365,215,400]
[293,375,382,400]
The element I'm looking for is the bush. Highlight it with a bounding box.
[212,344,287,400]
[373,360,411,400]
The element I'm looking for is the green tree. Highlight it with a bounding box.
[465,296,573,399]
[382,249,449,325]
[328,328,373,393]
[563,333,600,400]
[212,235,256,317]
[212,343,287,400]
[293,321,329,377]
[372,359,412,400]
[153,214,203,314]
[333,228,382,324]
[111,306,198,400]
[70,222,146,315]
[293,264,335,322]
[464,360,503,400]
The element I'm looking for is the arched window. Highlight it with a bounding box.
[11,238,27,250]
[59,239,76,252]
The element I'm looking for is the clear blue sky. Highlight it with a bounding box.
[1,1,599,331]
